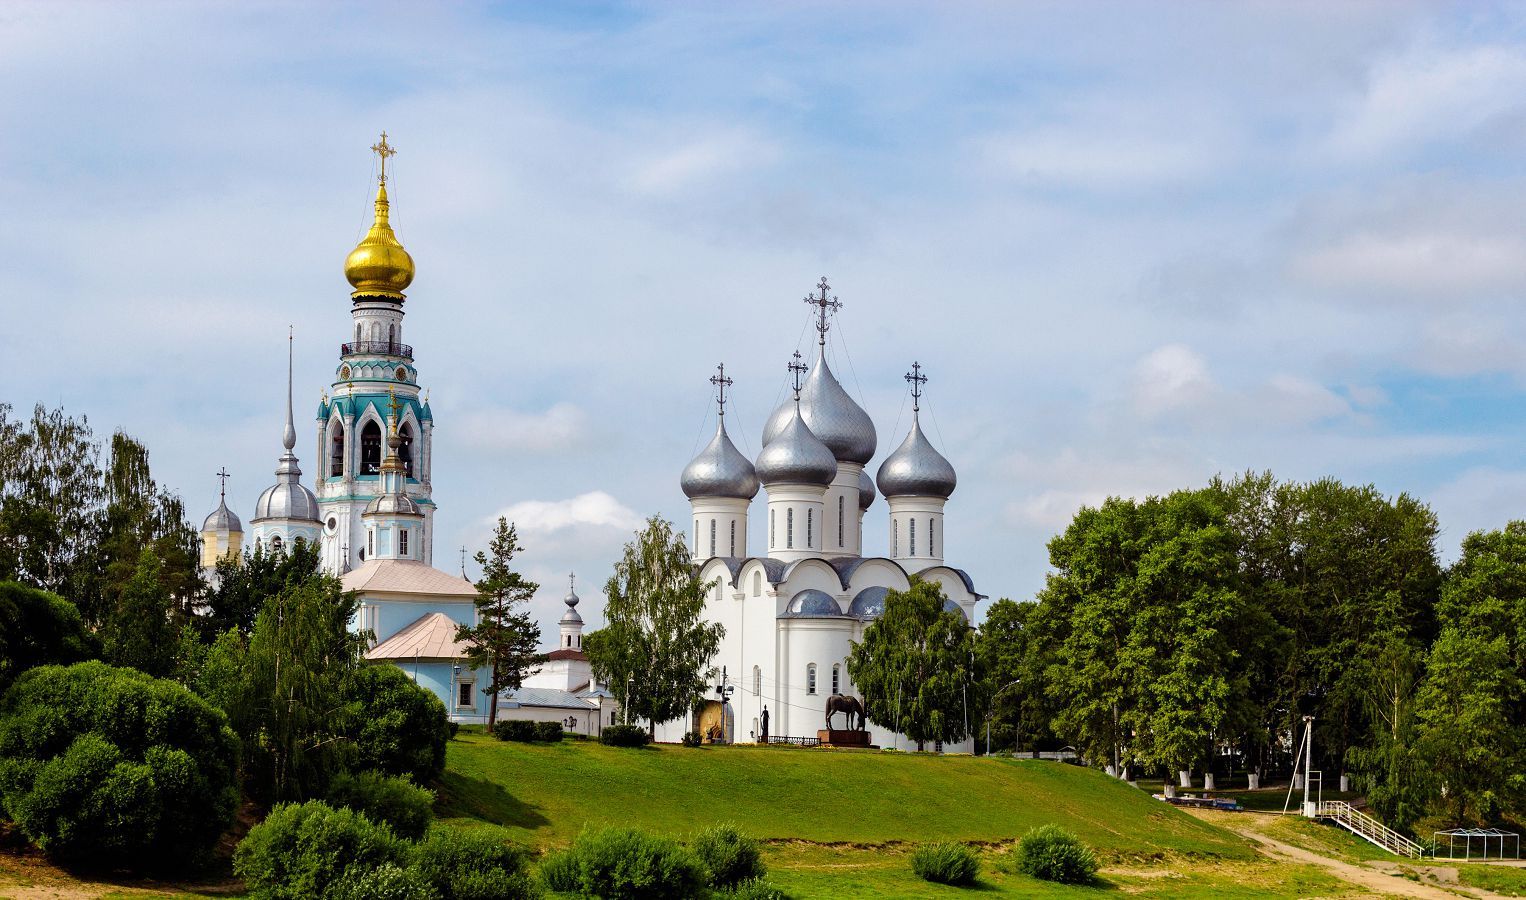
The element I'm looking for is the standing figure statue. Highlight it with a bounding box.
[825,694,865,731]
[759,706,770,744]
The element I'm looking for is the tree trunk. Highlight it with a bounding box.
[486,654,498,734]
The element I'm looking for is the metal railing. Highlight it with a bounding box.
[763,735,821,747]
[1317,800,1426,858]
[341,340,413,360]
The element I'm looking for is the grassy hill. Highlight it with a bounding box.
[439,733,1244,855]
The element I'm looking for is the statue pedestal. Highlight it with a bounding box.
[817,729,871,748]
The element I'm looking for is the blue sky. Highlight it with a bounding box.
[7,2,1526,637]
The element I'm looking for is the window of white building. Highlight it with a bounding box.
[770,509,775,548]
[832,664,840,694]
[838,495,845,547]
[366,530,374,558]
[753,665,761,695]
[910,519,916,556]
[893,520,899,556]
[709,519,716,557]
[752,571,762,596]
[806,663,817,695]
[787,509,794,549]
[271,535,284,553]
[929,519,935,557]
[730,520,736,557]
[807,509,813,548]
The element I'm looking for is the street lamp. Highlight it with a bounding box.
[987,679,1021,757]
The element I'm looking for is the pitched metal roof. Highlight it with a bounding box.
[341,559,478,598]
[366,611,471,661]
[502,686,597,710]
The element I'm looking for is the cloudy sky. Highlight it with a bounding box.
[7,2,1526,639]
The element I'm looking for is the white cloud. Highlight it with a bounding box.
[629,130,780,195]
[458,404,589,453]
[492,490,643,535]
[979,127,1215,189]
[1131,344,1216,417]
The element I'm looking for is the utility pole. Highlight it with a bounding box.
[1302,714,1316,817]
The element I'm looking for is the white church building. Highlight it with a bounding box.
[655,282,985,750]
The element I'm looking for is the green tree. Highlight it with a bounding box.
[848,579,980,749]
[0,580,99,691]
[103,548,180,677]
[0,404,103,608]
[455,518,543,734]
[1344,630,1430,834]
[584,516,723,738]
[977,598,1052,753]
[204,537,322,636]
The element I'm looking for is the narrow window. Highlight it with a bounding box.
[832,664,841,695]
[770,509,775,547]
[388,323,396,346]
[753,665,761,695]
[360,420,382,474]
[457,680,474,708]
[398,529,409,557]
[910,518,916,556]
[807,664,817,695]
[566,635,571,647]
[694,519,699,554]
[730,520,736,557]
[398,423,414,477]
[355,323,362,344]
[838,495,845,547]
[329,423,345,476]
[271,535,284,553]
[787,509,794,549]
[709,519,716,557]
[806,509,813,548]
[929,518,935,557]
[366,530,374,557]
[753,571,762,596]
[893,519,899,556]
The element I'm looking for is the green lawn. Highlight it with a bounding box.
[439,734,1247,857]
[1457,864,1526,896]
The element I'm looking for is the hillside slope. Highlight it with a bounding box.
[439,734,1247,857]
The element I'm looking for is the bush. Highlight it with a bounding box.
[681,731,703,748]
[692,824,765,888]
[534,721,564,742]
[0,661,239,870]
[911,841,980,886]
[493,719,538,742]
[233,800,410,899]
[411,827,538,900]
[538,849,581,892]
[326,771,435,841]
[330,862,438,900]
[0,582,98,692]
[599,724,650,748]
[566,826,707,899]
[1016,825,1097,885]
[344,664,451,783]
[727,880,790,899]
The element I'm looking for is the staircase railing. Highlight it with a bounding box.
[1316,800,1425,858]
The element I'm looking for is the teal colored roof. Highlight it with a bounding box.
[317,393,429,425]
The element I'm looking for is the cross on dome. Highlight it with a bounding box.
[371,131,397,184]
[905,361,927,413]
[216,467,231,499]
[788,351,808,401]
[710,363,733,417]
[803,276,842,348]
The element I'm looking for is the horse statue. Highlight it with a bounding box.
[825,693,865,731]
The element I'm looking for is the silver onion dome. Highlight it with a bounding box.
[365,491,421,517]
[681,418,759,500]
[849,585,889,619]
[756,403,837,487]
[560,577,583,626]
[858,468,876,511]
[876,414,957,499]
[762,353,876,465]
[202,496,242,533]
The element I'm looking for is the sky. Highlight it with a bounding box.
[7,1,1526,642]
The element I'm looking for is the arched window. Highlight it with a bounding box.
[387,323,396,346]
[329,422,345,477]
[838,495,845,547]
[398,422,414,477]
[786,509,794,549]
[910,518,916,556]
[832,664,840,695]
[566,635,571,647]
[355,323,362,344]
[371,321,382,341]
[271,535,284,553]
[366,529,375,558]
[770,509,775,547]
[752,571,762,596]
[753,665,761,696]
[806,663,817,695]
[929,518,935,557]
[709,519,716,558]
[729,520,736,557]
[806,509,813,548]
[893,519,899,556]
[360,420,382,474]
[694,519,700,554]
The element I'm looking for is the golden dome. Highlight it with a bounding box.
[344,181,414,299]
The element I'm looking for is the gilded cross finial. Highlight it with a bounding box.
[371,131,397,185]
[803,276,843,348]
[710,363,733,417]
[788,351,808,401]
[386,387,403,426]
[215,467,231,500]
[905,361,927,414]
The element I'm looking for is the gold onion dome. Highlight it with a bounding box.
[344,181,415,299]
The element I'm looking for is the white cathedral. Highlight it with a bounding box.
[653,284,986,750]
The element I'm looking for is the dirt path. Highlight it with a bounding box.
[1184,808,1510,900]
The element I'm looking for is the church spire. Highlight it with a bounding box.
[283,327,297,451]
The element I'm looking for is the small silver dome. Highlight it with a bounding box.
[756,404,837,487]
[782,588,845,617]
[849,585,889,619]
[943,598,969,622]
[858,469,876,511]
[202,497,242,533]
[253,452,320,523]
[763,353,876,465]
[876,415,956,499]
[365,491,422,517]
[681,418,759,500]
[560,578,583,625]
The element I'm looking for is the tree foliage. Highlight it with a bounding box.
[103,548,181,677]
[455,517,542,733]
[848,579,980,749]
[205,538,322,636]
[0,580,98,691]
[585,516,723,736]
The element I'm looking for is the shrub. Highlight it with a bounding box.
[344,664,451,783]
[567,826,707,899]
[533,721,564,742]
[0,582,98,692]
[233,800,410,899]
[911,841,980,886]
[692,824,765,888]
[494,719,539,742]
[599,724,650,748]
[538,849,581,893]
[1016,825,1097,885]
[411,826,538,900]
[727,880,790,899]
[681,731,703,748]
[330,862,439,900]
[0,661,238,870]
[326,771,435,841]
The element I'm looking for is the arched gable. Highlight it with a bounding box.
[844,557,912,595]
[776,558,842,597]
[914,565,985,603]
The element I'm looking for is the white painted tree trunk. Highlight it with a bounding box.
[1340,774,1350,792]
[1178,770,1191,788]
[1104,764,1117,778]
[1164,783,1177,798]
[1293,773,1304,789]
[1247,774,1260,790]
[1204,773,1216,791]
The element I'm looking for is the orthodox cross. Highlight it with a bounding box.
[568,572,577,594]
[371,131,397,184]
[710,363,733,417]
[386,387,403,420]
[905,362,927,413]
[460,546,468,577]
[788,351,808,401]
[803,276,842,348]
[215,467,231,500]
